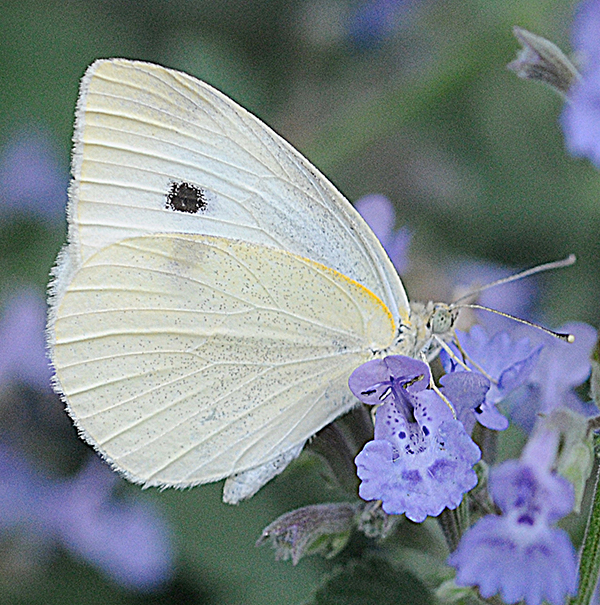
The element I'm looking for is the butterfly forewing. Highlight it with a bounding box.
[68,59,408,324]
[52,234,396,486]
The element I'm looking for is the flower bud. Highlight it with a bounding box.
[256,503,356,565]
[508,26,580,95]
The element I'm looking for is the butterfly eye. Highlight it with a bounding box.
[429,305,457,335]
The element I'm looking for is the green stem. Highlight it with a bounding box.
[438,496,470,553]
[438,507,461,553]
[570,447,600,605]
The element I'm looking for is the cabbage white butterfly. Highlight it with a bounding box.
[48,59,454,503]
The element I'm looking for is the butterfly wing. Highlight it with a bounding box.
[62,59,408,325]
[51,234,395,494]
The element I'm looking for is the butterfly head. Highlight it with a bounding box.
[427,303,459,336]
[403,301,459,360]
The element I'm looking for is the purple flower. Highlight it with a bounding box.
[561,0,600,167]
[438,369,499,434]
[0,445,173,591]
[0,129,67,222]
[441,326,543,432]
[448,428,578,605]
[0,289,54,392]
[524,322,596,412]
[355,194,411,274]
[350,356,481,522]
[509,322,597,431]
[53,457,173,590]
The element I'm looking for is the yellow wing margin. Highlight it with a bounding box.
[51,234,396,488]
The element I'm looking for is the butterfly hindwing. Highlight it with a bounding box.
[52,234,396,488]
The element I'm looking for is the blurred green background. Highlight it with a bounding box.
[0,0,597,603]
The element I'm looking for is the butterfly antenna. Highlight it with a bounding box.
[452,303,575,342]
[451,254,576,305]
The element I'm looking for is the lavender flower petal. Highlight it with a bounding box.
[348,355,428,406]
[449,516,577,605]
[441,326,545,432]
[352,355,481,521]
[356,410,480,522]
[527,322,596,410]
[0,130,67,221]
[0,289,53,392]
[355,194,411,274]
[444,326,542,404]
[449,432,578,605]
[439,370,493,433]
[510,322,597,430]
[572,0,600,60]
[561,0,600,166]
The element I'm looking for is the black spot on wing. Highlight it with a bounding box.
[166,182,208,214]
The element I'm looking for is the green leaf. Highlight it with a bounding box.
[309,555,433,605]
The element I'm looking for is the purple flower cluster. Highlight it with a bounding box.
[349,318,589,602]
[509,322,597,430]
[0,289,54,392]
[355,194,411,274]
[354,197,593,604]
[442,326,544,432]
[450,259,538,333]
[0,446,173,590]
[347,0,419,50]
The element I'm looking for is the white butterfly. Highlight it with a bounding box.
[47,59,455,503]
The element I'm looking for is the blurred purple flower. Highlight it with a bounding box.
[350,356,481,522]
[561,0,600,167]
[347,0,416,50]
[449,428,578,605]
[0,129,67,222]
[449,259,538,334]
[441,326,543,432]
[0,289,53,392]
[0,444,173,591]
[509,322,597,431]
[355,194,411,274]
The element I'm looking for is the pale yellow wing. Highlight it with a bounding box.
[51,234,395,489]
[64,59,408,325]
